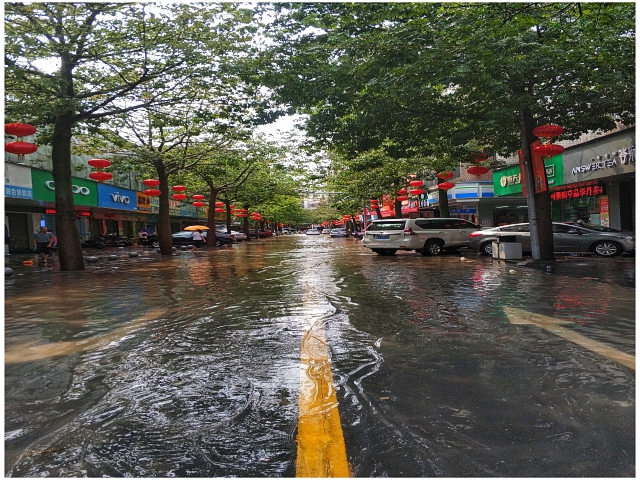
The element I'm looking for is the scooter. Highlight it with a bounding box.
[81,237,106,249]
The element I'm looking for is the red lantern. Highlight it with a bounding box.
[171,185,186,192]
[438,181,455,190]
[235,213,248,217]
[214,208,225,213]
[88,159,112,168]
[471,153,488,163]
[215,201,225,207]
[370,199,378,203]
[396,195,409,201]
[437,171,454,180]
[192,201,205,207]
[144,189,161,196]
[143,179,160,187]
[192,194,205,201]
[5,122,36,137]
[172,193,187,201]
[409,188,424,196]
[533,143,565,157]
[5,141,38,155]
[532,124,564,139]
[408,180,423,187]
[397,188,407,195]
[467,166,490,176]
[89,171,113,182]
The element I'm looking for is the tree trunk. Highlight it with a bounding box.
[518,109,555,261]
[437,181,450,217]
[242,205,250,238]
[157,168,173,255]
[394,199,402,218]
[207,186,218,246]
[51,112,85,271]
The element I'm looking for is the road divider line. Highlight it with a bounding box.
[504,307,635,370]
[296,324,350,477]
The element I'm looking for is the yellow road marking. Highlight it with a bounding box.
[504,307,635,370]
[296,323,350,477]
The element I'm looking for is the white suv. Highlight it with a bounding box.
[362,218,481,256]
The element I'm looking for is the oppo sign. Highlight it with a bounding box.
[45,180,91,196]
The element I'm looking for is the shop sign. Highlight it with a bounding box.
[97,183,137,211]
[494,155,563,196]
[449,208,477,214]
[44,207,91,217]
[570,146,635,175]
[599,197,610,227]
[180,203,197,217]
[5,162,34,199]
[137,192,152,213]
[550,184,604,201]
[31,168,99,206]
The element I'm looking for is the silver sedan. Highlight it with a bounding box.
[467,222,635,257]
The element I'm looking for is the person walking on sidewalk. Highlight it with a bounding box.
[191,229,205,253]
[34,226,55,263]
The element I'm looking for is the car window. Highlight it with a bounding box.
[368,221,406,231]
[500,224,530,232]
[415,219,447,229]
[552,224,580,234]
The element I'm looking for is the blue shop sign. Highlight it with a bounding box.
[449,208,477,214]
[97,184,138,211]
[5,185,33,199]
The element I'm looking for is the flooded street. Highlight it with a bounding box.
[5,235,635,477]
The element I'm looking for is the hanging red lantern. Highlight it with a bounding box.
[437,171,454,180]
[396,195,409,201]
[214,208,225,213]
[438,181,455,190]
[172,193,187,201]
[89,171,113,182]
[235,213,248,217]
[370,199,378,203]
[408,180,423,187]
[143,179,160,187]
[171,185,186,192]
[532,124,564,139]
[215,201,225,207]
[144,189,161,196]
[192,201,206,207]
[467,166,490,176]
[533,143,565,157]
[471,153,488,163]
[5,122,37,137]
[409,188,424,196]
[5,141,38,155]
[397,188,407,195]
[192,194,205,201]
[88,159,112,168]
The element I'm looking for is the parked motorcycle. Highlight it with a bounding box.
[102,234,133,247]
[81,237,106,249]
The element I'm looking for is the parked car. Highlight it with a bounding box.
[329,228,350,238]
[466,222,635,257]
[171,231,234,247]
[305,229,321,236]
[362,218,482,255]
[217,227,247,242]
[321,228,331,234]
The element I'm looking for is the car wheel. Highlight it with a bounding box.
[480,242,493,256]
[592,241,622,257]
[151,241,160,248]
[215,239,222,247]
[421,239,443,256]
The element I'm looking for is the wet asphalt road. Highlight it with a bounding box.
[4,235,635,477]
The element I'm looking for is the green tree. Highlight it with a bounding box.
[5,2,259,269]
[262,2,634,259]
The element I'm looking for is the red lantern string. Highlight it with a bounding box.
[172,193,187,201]
[171,185,186,192]
[5,122,37,137]
[214,208,225,213]
[144,189,161,196]
[408,180,423,187]
[143,179,160,187]
[89,171,113,182]
[437,171,454,180]
[438,181,455,190]
[397,188,407,195]
[88,159,111,168]
[192,194,205,201]
[409,188,424,196]
[533,143,565,157]
[5,141,38,155]
[533,124,564,139]
[467,166,490,176]
[192,201,206,207]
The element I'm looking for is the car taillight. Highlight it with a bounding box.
[469,231,484,238]
[404,227,416,235]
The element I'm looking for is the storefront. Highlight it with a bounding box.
[492,128,635,230]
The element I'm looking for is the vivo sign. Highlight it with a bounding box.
[97,183,138,211]
[110,192,131,204]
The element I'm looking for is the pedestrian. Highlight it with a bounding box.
[137,229,148,246]
[34,226,55,263]
[191,229,205,253]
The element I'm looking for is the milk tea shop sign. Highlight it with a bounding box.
[493,154,564,196]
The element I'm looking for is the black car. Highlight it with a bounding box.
[171,231,234,247]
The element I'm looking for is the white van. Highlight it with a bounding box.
[362,218,481,255]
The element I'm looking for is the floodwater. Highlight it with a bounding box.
[4,235,635,477]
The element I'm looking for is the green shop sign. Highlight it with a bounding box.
[493,155,564,196]
[31,169,99,206]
